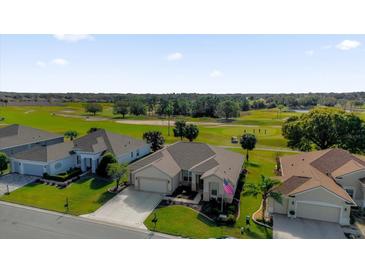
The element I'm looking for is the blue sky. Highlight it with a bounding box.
[0,34,364,93]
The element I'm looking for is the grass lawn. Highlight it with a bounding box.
[144,149,297,239]
[0,104,288,149]
[0,176,116,215]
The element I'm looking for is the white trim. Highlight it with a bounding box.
[292,185,355,204]
[295,200,342,223]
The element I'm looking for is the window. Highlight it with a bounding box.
[345,188,354,198]
[77,156,81,165]
[131,151,134,158]
[182,170,192,182]
[211,189,218,196]
[136,149,140,157]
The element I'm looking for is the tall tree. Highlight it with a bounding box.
[240,133,257,162]
[244,175,282,222]
[130,101,147,116]
[85,103,103,116]
[173,120,187,140]
[143,131,165,152]
[217,100,240,120]
[113,101,129,118]
[184,124,199,142]
[64,130,78,141]
[0,152,9,175]
[282,107,365,153]
[107,163,129,191]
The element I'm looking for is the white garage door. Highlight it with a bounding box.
[22,163,44,176]
[296,202,341,223]
[139,177,168,193]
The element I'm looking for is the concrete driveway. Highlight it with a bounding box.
[0,173,39,195]
[273,214,346,239]
[82,187,162,229]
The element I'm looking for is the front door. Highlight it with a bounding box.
[197,175,204,190]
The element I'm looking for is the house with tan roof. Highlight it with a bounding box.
[269,149,365,225]
[129,142,244,203]
[10,128,150,176]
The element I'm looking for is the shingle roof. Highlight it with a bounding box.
[166,142,216,170]
[0,124,63,150]
[278,149,362,203]
[11,141,74,162]
[73,129,147,155]
[129,142,244,186]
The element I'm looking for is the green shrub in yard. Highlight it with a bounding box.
[43,168,82,182]
[225,214,236,225]
[0,152,9,175]
[96,152,117,177]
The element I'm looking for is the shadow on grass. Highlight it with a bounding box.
[89,177,113,190]
[245,162,260,168]
[96,191,117,204]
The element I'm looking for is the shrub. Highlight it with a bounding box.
[96,152,117,177]
[43,168,82,182]
[226,214,236,225]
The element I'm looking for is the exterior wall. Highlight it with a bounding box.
[202,175,234,203]
[288,187,351,225]
[10,155,77,176]
[335,170,365,207]
[117,144,151,164]
[47,155,77,175]
[268,196,288,215]
[10,159,46,176]
[0,136,64,156]
[132,165,177,194]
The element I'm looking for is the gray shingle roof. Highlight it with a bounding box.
[130,142,244,185]
[73,129,147,155]
[11,141,74,162]
[0,124,63,150]
[166,142,216,170]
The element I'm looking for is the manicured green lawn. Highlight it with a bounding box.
[0,176,116,215]
[0,105,288,149]
[144,149,297,239]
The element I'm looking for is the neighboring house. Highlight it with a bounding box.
[129,142,244,203]
[0,124,64,155]
[10,129,150,176]
[268,149,365,225]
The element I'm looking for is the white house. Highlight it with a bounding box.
[10,129,150,176]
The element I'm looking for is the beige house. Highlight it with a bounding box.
[129,142,243,203]
[268,149,365,225]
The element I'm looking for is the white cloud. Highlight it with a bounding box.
[210,69,223,78]
[336,40,361,50]
[35,61,46,68]
[51,58,69,66]
[53,34,94,42]
[167,52,183,61]
[305,50,314,56]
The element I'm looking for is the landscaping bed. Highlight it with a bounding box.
[43,168,82,182]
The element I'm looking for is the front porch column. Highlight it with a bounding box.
[191,173,197,191]
[80,157,86,172]
[91,159,97,173]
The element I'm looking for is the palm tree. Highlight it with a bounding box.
[244,175,282,222]
[64,130,78,141]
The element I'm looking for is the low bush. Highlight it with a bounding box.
[43,168,82,182]
[225,214,236,225]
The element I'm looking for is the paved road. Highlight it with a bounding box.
[0,202,173,239]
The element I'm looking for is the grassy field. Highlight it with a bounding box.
[144,149,297,239]
[0,104,290,149]
[0,176,116,215]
